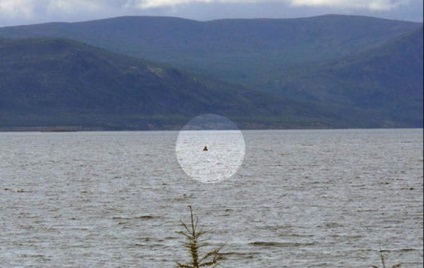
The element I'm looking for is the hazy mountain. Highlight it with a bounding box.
[264,27,423,127]
[0,15,422,129]
[1,38,375,130]
[0,15,421,87]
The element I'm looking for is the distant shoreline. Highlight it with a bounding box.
[0,126,422,132]
[0,126,101,132]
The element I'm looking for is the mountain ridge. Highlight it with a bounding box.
[2,37,380,130]
[0,14,421,86]
[0,15,422,129]
[263,27,423,127]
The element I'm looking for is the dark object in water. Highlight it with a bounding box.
[203,146,208,151]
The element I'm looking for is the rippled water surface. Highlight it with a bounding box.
[1,129,423,267]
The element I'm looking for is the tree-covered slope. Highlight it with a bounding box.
[0,15,421,87]
[1,38,376,129]
[264,27,423,127]
[0,15,421,129]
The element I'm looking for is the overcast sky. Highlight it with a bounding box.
[0,0,422,27]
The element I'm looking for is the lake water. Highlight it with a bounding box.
[0,129,423,267]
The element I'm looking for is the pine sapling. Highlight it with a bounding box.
[176,206,224,268]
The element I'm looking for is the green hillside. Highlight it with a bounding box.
[0,15,421,87]
[264,27,423,127]
[1,38,376,130]
[0,15,422,129]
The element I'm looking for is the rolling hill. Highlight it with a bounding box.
[0,38,375,130]
[0,15,421,87]
[0,15,422,129]
[264,27,423,127]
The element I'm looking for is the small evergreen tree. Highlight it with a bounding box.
[176,206,224,268]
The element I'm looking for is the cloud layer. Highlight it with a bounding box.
[290,0,410,10]
[0,0,421,26]
[0,0,414,14]
[124,0,410,10]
